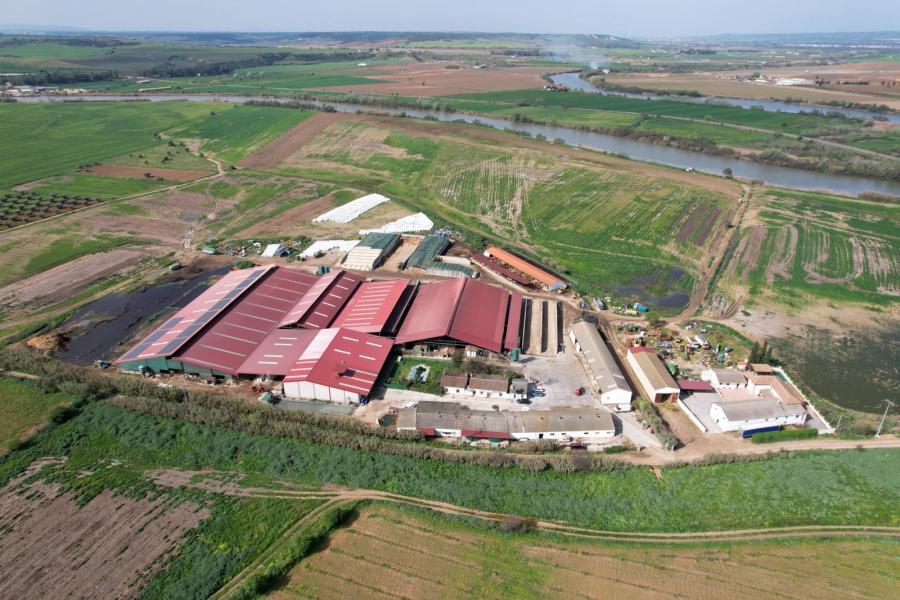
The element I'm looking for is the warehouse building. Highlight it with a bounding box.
[627,346,680,403]
[569,321,632,411]
[397,401,615,441]
[404,234,450,270]
[710,399,807,432]
[342,232,401,271]
[703,368,748,389]
[484,246,567,291]
[395,278,523,354]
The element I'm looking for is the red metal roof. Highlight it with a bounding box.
[471,253,530,285]
[237,328,319,376]
[172,267,316,374]
[284,328,393,397]
[115,265,274,364]
[394,278,514,353]
[448,279,508,353]
[332,279,409,334]
[394,278,465,345]
[417,427,437,436]
[504,293,523,351]
[485,246,565,288]
[277,270,363,329]
[678,380,714,392]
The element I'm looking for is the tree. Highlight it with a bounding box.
[450,348,464,371]
[723,167,733,178]
[749,341,761,363]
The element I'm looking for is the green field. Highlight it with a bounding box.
[168,105,314,163]
[0,376,76,453]
[21,234,137,279]
[0,101,216,188]
[284,118,730,303]
[106,142,216,172]
[3,401,898,533]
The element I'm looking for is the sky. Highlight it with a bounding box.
[2,0,899,38]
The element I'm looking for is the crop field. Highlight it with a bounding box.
[168,105,315,164]
[445,89,868,136]
[277,503,900,600]
[0,436,322,599]
[723,189,899,303]
[286,118,732,302]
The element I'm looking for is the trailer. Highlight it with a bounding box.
[740,425,781,439]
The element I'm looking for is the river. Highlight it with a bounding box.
[16,93,900,197]
[550,72,900,124]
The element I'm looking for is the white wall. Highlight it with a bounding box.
[600,389,632,412]
[709,404,806,432]
[283,380,361,404]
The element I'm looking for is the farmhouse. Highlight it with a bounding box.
[710,399,807,432]
[568,321,632,411]
[342,232,401,271]
[703,368,748,389]
[440,373,469,395]
[627,346,679,403]
[397,401,615,441]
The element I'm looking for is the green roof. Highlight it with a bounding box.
[406,234,450,269]
[427,262,476,277]
[359,232,400,250]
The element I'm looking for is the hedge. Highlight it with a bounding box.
[751,428,819,444]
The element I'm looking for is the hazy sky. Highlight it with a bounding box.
[3,0,898,38]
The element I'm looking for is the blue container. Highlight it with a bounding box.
[741,425,781,439]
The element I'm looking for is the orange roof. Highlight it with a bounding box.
[485,246,564,288]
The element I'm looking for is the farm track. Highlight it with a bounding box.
[151,466,900,598]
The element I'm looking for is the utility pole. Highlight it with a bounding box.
[875,399,895,438]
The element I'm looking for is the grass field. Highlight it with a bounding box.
[6,401,897,533]
[20,233,138,280]
[282,118,732,303]
[0,101,216,189]
[276,502,900,600]
[0,376,75,453]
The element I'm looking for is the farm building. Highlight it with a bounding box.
[568,321,632,412]
[468,374,527,400]
[404,234,450,270]
[313,193,389,224]
[331,278,411,335]
[484,246,567,291]
[342,232,401,271]
[278,270,365,329]
[261,243,286,258]
[678,380,715,394]
[627,347,679,403]
[746,372,805,405]
[440,373,469,395]
[281,328,393,403]
[471,253,530,286]
[397,401,615,441]
[395,278,523,354]
[703,368,748,389]
[426,262,477,279]
[710,399,807,432]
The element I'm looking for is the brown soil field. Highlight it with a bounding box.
[603,72,900,109]
[240,112,355,169]
[0,462,209,600]
[87,164,211,181]
[319,62,551,96]
[238,192,336,237]
[274,503,899,600]
[0,247,152,311]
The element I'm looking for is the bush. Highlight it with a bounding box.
[751,428,819,444]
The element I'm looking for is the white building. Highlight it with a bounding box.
[569,321,632,411]
[342,232,401,271]
[626,347,679,403]
[710,399,807,432]
[397,401,615,441]
[703,368,748,389]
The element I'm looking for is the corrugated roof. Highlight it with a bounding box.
[504,293,523,351]
[711,368,747,385]
[468,374,509,393]
[678,379,715,392]
[405,234,450,269]
[278,270,364,329]
[394,278,465,344]
[284,327,393,397]
[440,373,469,389]
[629,347,679,392]
[403,402,614,436]
[570,321,632,397]
[357,232,400,250]
[485,246,565,288]
[471,253,530,285]
[714,399,806,421]
[115,265,276,364]
[237,328,319,376]
[173,267,317,374]
[448,279,509,353]
[332,279,409,334]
